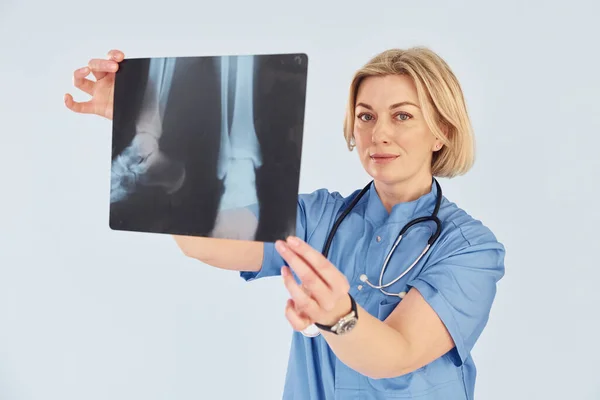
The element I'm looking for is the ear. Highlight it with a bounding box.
[432,121,449,152]
[349,135,356,151]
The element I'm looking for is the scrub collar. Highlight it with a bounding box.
[363,179,440,226]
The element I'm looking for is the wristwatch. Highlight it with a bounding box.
[314,294,358,335]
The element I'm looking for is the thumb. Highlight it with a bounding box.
[64,93,95,115]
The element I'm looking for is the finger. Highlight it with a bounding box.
[276,241,335,310]
[73,66,95,95]
[282,266,329,318]
[87,58,119,80]
[64,93,95,114]
[286,236,349,292]
[107,49,125,61]
[285,299,312,332]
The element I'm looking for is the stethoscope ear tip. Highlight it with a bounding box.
[359,274,368,282]
[301,324,321,338]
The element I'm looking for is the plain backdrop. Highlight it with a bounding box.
[1,1,598,399]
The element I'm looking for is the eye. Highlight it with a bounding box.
[395,112,412,121]
[357,113,374,122]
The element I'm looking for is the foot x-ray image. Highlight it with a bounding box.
[109,53,308,242]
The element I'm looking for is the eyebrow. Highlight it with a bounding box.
[356,101,420,110]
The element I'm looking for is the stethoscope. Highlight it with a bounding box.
[301,178,443,338]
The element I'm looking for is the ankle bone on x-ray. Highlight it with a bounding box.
[210,55,263,240]
[216,55,263,211]
[110,58,185,203]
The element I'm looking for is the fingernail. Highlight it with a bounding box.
[287,236,301,247]
[275,240,287,253]
[78,67,88,74]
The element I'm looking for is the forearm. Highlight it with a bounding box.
[321,303,412,380]
[173,235,263,272]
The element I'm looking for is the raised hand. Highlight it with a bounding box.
[64,49,125,120]
[275,236,352,332]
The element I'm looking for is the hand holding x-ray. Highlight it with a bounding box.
[64,49,125,120]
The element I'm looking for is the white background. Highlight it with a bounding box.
[0,0,598,398]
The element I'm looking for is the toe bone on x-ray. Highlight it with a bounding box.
[109,53,308,242]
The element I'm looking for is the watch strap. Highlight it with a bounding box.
[314,293,357,333]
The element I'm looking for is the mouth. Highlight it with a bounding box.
[370,153,399,164]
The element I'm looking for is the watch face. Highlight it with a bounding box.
[337,318,357,334]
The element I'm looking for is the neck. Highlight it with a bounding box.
[373,173,434,213]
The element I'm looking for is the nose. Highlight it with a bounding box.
[371,119,393,144]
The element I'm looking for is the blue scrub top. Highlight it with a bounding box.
[241,181,505,399]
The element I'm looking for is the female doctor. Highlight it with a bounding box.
[65,46,505,399]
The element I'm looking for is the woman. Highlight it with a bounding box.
[65,47,505,399]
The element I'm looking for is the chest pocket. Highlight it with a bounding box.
[377,297,402,321]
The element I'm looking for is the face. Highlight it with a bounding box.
[352,74,442,187]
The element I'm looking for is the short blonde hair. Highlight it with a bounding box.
[343,47,475,178]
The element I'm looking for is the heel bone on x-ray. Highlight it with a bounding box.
[109,53,308,243]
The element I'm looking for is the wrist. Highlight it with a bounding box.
[318,293,352,326]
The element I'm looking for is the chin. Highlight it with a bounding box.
[365,168,405,186]
[362,159,399,181]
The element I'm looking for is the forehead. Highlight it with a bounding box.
[355,74,419,106]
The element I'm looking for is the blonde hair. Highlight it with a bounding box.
[343,47,475,178]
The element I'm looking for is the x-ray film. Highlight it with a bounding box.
[109,53,308,242]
